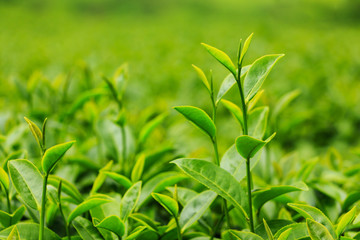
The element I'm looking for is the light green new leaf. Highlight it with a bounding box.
[192,64,211,93]
[0,206,26,228]
[263,219,274,240]
[235,133,276,159]
[8,159,43,210]
[103,171,132,189]
[253,182,308,210]
[239,33,254,63]
[288,203,336,238]
[166,187,197,206]
[223,230,264,240]
[222,99,243,129]
[24,117,42,149]
[129,213,158,232]
[126,226,146,240]
[42,141,75,174]
[7,226,20,240]
[48,175,83,204]
[68,198,112,223]
[172,158,247,218]
[179,190,217,231]
[0,167,9,194]
[73,217,103,240]
[277,229,293,240]
[244,54,284,101]
[120,181,141,220]
[137,172,187,209]
[94,215,125,238]
[138,114,167,145]
[201,43,237,76]
[306,219,334,240]
[248,106,269,139]
[174,106,216,139]
[216,65,250,105]
[273,222,309,239]
[90,161,113,195]
[0,223,61,240]
[131,154,145,182]
[152,193,178,217]
[336,205,358,237]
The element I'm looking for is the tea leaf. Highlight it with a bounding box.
[73,217,103,240]
[216,65,250,105]
[8,159,43,210]
[288,203,336,238]
[129,213,158,232]
[94,215,125,238]
[126,226,146,240]
[0,167,9,194]
[138,114,167,146]
[263,219,274,240]
[24,117,43,150]
[120,181,141,220]
[42,141,75,174]
[239,33,254,63]
[68,198,112,223]
[277,229,293,240]
[273,223,308,239]
[152,193,179,217]
[179,190,217,232]
[0,206,26,228]
[244,54,284,101]
[0,223,61,239]
[201,43,237,76]
[253,182,308,210]
[223,230,264,240]
[7,226,20,240]
[192,64,211,93]
[248,106,269,139]
[235,133,276,159]
[103,171,132,189]
[306,219,334,240]
[131,154,145,182]
[48,175,83,204]
[336,205,358,237]
[90,161,113,195]
[174,106,216,139]
[172,158,247,218]
[221,99,243,130]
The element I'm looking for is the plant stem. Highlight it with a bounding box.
[6,192,11,213]
[246,157,255,232]
[174,216,182,240]
[120,125,127,173]
[40,173,48,240]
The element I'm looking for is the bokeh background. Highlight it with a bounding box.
[1,0,360,161]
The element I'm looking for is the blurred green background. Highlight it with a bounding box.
[1,0,360,160]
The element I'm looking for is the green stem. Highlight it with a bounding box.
[246,158,254,232]
[174,216,182,240]
[39,174,48,240]
[6,192,11,213]
[120,125,127,174]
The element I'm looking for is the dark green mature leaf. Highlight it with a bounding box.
[192,64,211,93]
[8,159,43,210]
[68,198,112,223]
[255,220,294,239]
[263,219,274,240]
[126,226,146,240]
[172,158,247,217]
[73,217,103,240]
[0,206,26,228]
[0,223,61,240]
[152,193,179,217]
[288,203,336,238]
[244,54,284,101]
[48,175,83,204]
[0,167,9,194]
[120,181,141,220]
[42,141,75,174]
[216,65,250,105]
[253,182,308,210]
[129,213,158,232]
[179,190,217,231]
[306,219,334,240]
[103,171,132,189]
[336,205,358,237]
[138,114,167,145]
[223,230,264,240]
[137,171,187,209]
[201,43,237,76]
[94,215,125,238]
[235,133,276,159]
[174,106,216,139]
